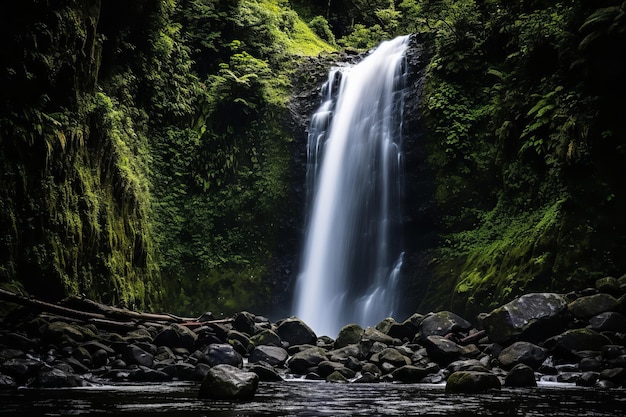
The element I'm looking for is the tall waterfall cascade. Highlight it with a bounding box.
[294,35,410,337]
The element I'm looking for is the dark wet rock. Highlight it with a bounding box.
[0,332,37,351]
[600,367,626,384]
[544,329,613,355]
[62,357,90,374]
[568,293,619,319]
[328,344,363,362]
[124,328,154,343]
[498,341,547,370]
[479,293,569,344]
[276,317,316,346]
[588,312,626,333]
[377,348,411,367]
[35,367,83,388]
[155,346,177,362]
[419,311,472,340]
[361,362,382,376]
[387,319,420,341]
[579,357,602,372]
[229,339,249,356]
[162,363,197,380]
[153,324,198,350]
[122,344,154,368]
[354,372,379,383]
[375,318,397,334]
[595,379,618,389]
[233,311,258,336]
[201,343,243,368]
[249,345,289,367]
[44,321,86,343]
[198,364,259,400]
[193,363,211,381]
[249,329,282,347]
[595,276,621,297]
[326,370,349,383]
[445,371,501,393]
[423,336,462,364]
[504,363,537,387]
[391,364,432,383]
[362,327,398,345]
[316,336,335,349]
[557,372,581,383]
[0,348,26,360]
[287,347,328,374]
[335,324,363,348]
[304,372,323,380]
[0,358,42,383]
[227,330,253,352]
[601,345,624,360]
[0,373,17,389]
[317,360,356,379]
[447,359,489,373]
[250,361,283,382]
[577,371,600,387]
[342,356,363,372]
[81,341,115,355]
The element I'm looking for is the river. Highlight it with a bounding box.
[2,380,625,416]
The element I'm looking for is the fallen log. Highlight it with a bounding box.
[0,288,232,329]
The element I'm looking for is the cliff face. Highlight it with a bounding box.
[0,0,162,309]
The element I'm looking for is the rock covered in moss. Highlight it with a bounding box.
[479,293,569,344]
[568,293,619,318]
[445,371,501,393]
[335,324,363,348]
[498,341,547,370]
[198,364,258,400]
[276,317,317,346]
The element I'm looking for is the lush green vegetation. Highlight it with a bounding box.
[2,0,625,319]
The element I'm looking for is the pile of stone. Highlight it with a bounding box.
[1,275,625,399]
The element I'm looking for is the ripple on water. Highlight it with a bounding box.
[1,381,625,416]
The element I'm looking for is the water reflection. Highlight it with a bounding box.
[1,381,625,416]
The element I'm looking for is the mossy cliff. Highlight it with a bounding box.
[412,0,626,317]
[0,0,335,315]
[0,0,160,309]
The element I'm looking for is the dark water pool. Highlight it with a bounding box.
[1,381,625,416]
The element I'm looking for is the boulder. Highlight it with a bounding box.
[35,367,83,388]
[568,293,619,318]
[153,324,198,350]
[326,370,349,383]
[201,343,243,368]
[249,345,289,367]
[391,365,432,383]
[249,329,282,347]
[479,293,569,344]
[250,362,283,382]
[335,324,363,349]
[419,311,472,340]
[423,336,462,364]
[544,329,613,355]
[317,361,355,379]
[504,363,537,387]
[198,364,259,400]
[577,371,600,387]
[377,348,411,367]
[287,347,328,374]
[122,344,154,368]
[232,311,258,336]
[445,371,501,393]
[276,317,316,346]
[595,276,621,297]
[588,312,626,333]
[362,327,398,345]
[498,341,547,370]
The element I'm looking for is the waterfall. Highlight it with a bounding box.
[294,36,410,338]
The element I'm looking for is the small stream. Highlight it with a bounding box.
[2,381,625,416]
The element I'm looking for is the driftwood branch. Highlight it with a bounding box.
[0,289,232,329]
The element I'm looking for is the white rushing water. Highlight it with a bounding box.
[294,36,410,338]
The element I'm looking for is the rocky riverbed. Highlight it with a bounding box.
[1,275,626,400]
